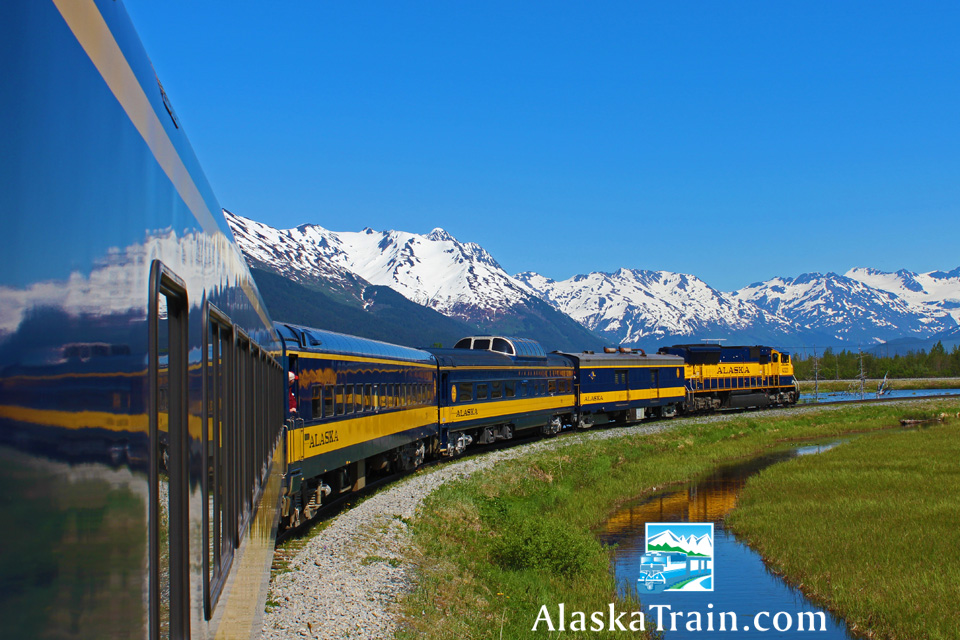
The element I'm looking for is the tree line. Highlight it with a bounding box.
[792,342,960,380]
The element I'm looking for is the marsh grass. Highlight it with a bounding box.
[727,418,960,640]
[399,401,960,639]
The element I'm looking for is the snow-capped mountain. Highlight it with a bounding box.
[227,210,959,349]
[647,530,713,557]
[734,272,956,344]
[225,211,604,351]
[228,211,539,323]
[846,267,960,325]
[226,210,369,300]
[515,268,793,345]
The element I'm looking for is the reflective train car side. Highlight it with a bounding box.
[1,2,283,638]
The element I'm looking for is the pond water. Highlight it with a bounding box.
[597,442,858,638]
[799,388,960,403]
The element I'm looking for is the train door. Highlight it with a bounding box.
[148,261,189,640]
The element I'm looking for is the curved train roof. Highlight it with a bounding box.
[555,351,684,367]
[275,323,435,364]
[452,335,547,358]
[427,347,572,369]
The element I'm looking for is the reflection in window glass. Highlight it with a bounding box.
[457,383,473,402]
[491,381,502,399]
[476,383,488,400]
[324,386,334,417]
[505,381,516,398]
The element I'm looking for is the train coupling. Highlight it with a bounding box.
[442,432,473,457]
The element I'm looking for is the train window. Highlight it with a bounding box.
[473,338,491,351]
[454,338,472,349]
[772,353,779,362]
[349,385,359,414]
[783,354,790,364]
[491,381,502,399]
[476,383,488,400]
[150,262,189,639]
[323,386,334,417]
[492,338,514,355]
[505,381,516,398]
[311,385,323,417]
[364,384,373,411]
[335,385,345,414]
[548,379,556,394]
[457,382,473,402]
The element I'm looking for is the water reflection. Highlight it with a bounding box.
[598,442,857,639]
[799,388,960,403]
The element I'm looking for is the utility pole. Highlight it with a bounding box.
[812,346,820,402]
[858,346,866,400]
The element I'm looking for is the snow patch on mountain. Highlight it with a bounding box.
[516,268,790,344]
[846,267,960,325]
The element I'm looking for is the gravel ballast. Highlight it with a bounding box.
[259,403,919,639]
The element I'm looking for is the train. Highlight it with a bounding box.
[277,326,798,529]
[0,1,797,638]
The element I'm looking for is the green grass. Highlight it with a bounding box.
[798,377,960,393]
[727,416,960,640]
[398,400,960,639]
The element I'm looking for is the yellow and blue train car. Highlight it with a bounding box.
[277,324,438,526]
[1,1,285,637]
[558,349,687,427]
[428,336,576,454]
[658,345,799,411]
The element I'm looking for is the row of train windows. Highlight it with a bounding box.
[454,378,573,402]
[310,382,432,418]
[611,369,681,385]
[695,376,779,389]
[149,261,284,639]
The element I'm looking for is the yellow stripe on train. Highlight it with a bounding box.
[286,406,437,463]
[579,387,687,405]
[439,394,575,425]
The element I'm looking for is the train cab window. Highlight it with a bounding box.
[457,383,473,402]
[772,353,780,363]
[476,383,488,400]
[505,381,516,398]
[783,354,790,364]
[492,338,514,355]
[491,381,503,399]
[324,386,335,417]
[473,338,491,351]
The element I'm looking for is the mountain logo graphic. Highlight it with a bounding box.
[638,523,714,593]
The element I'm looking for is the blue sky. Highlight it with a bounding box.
[125,1,960,291]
